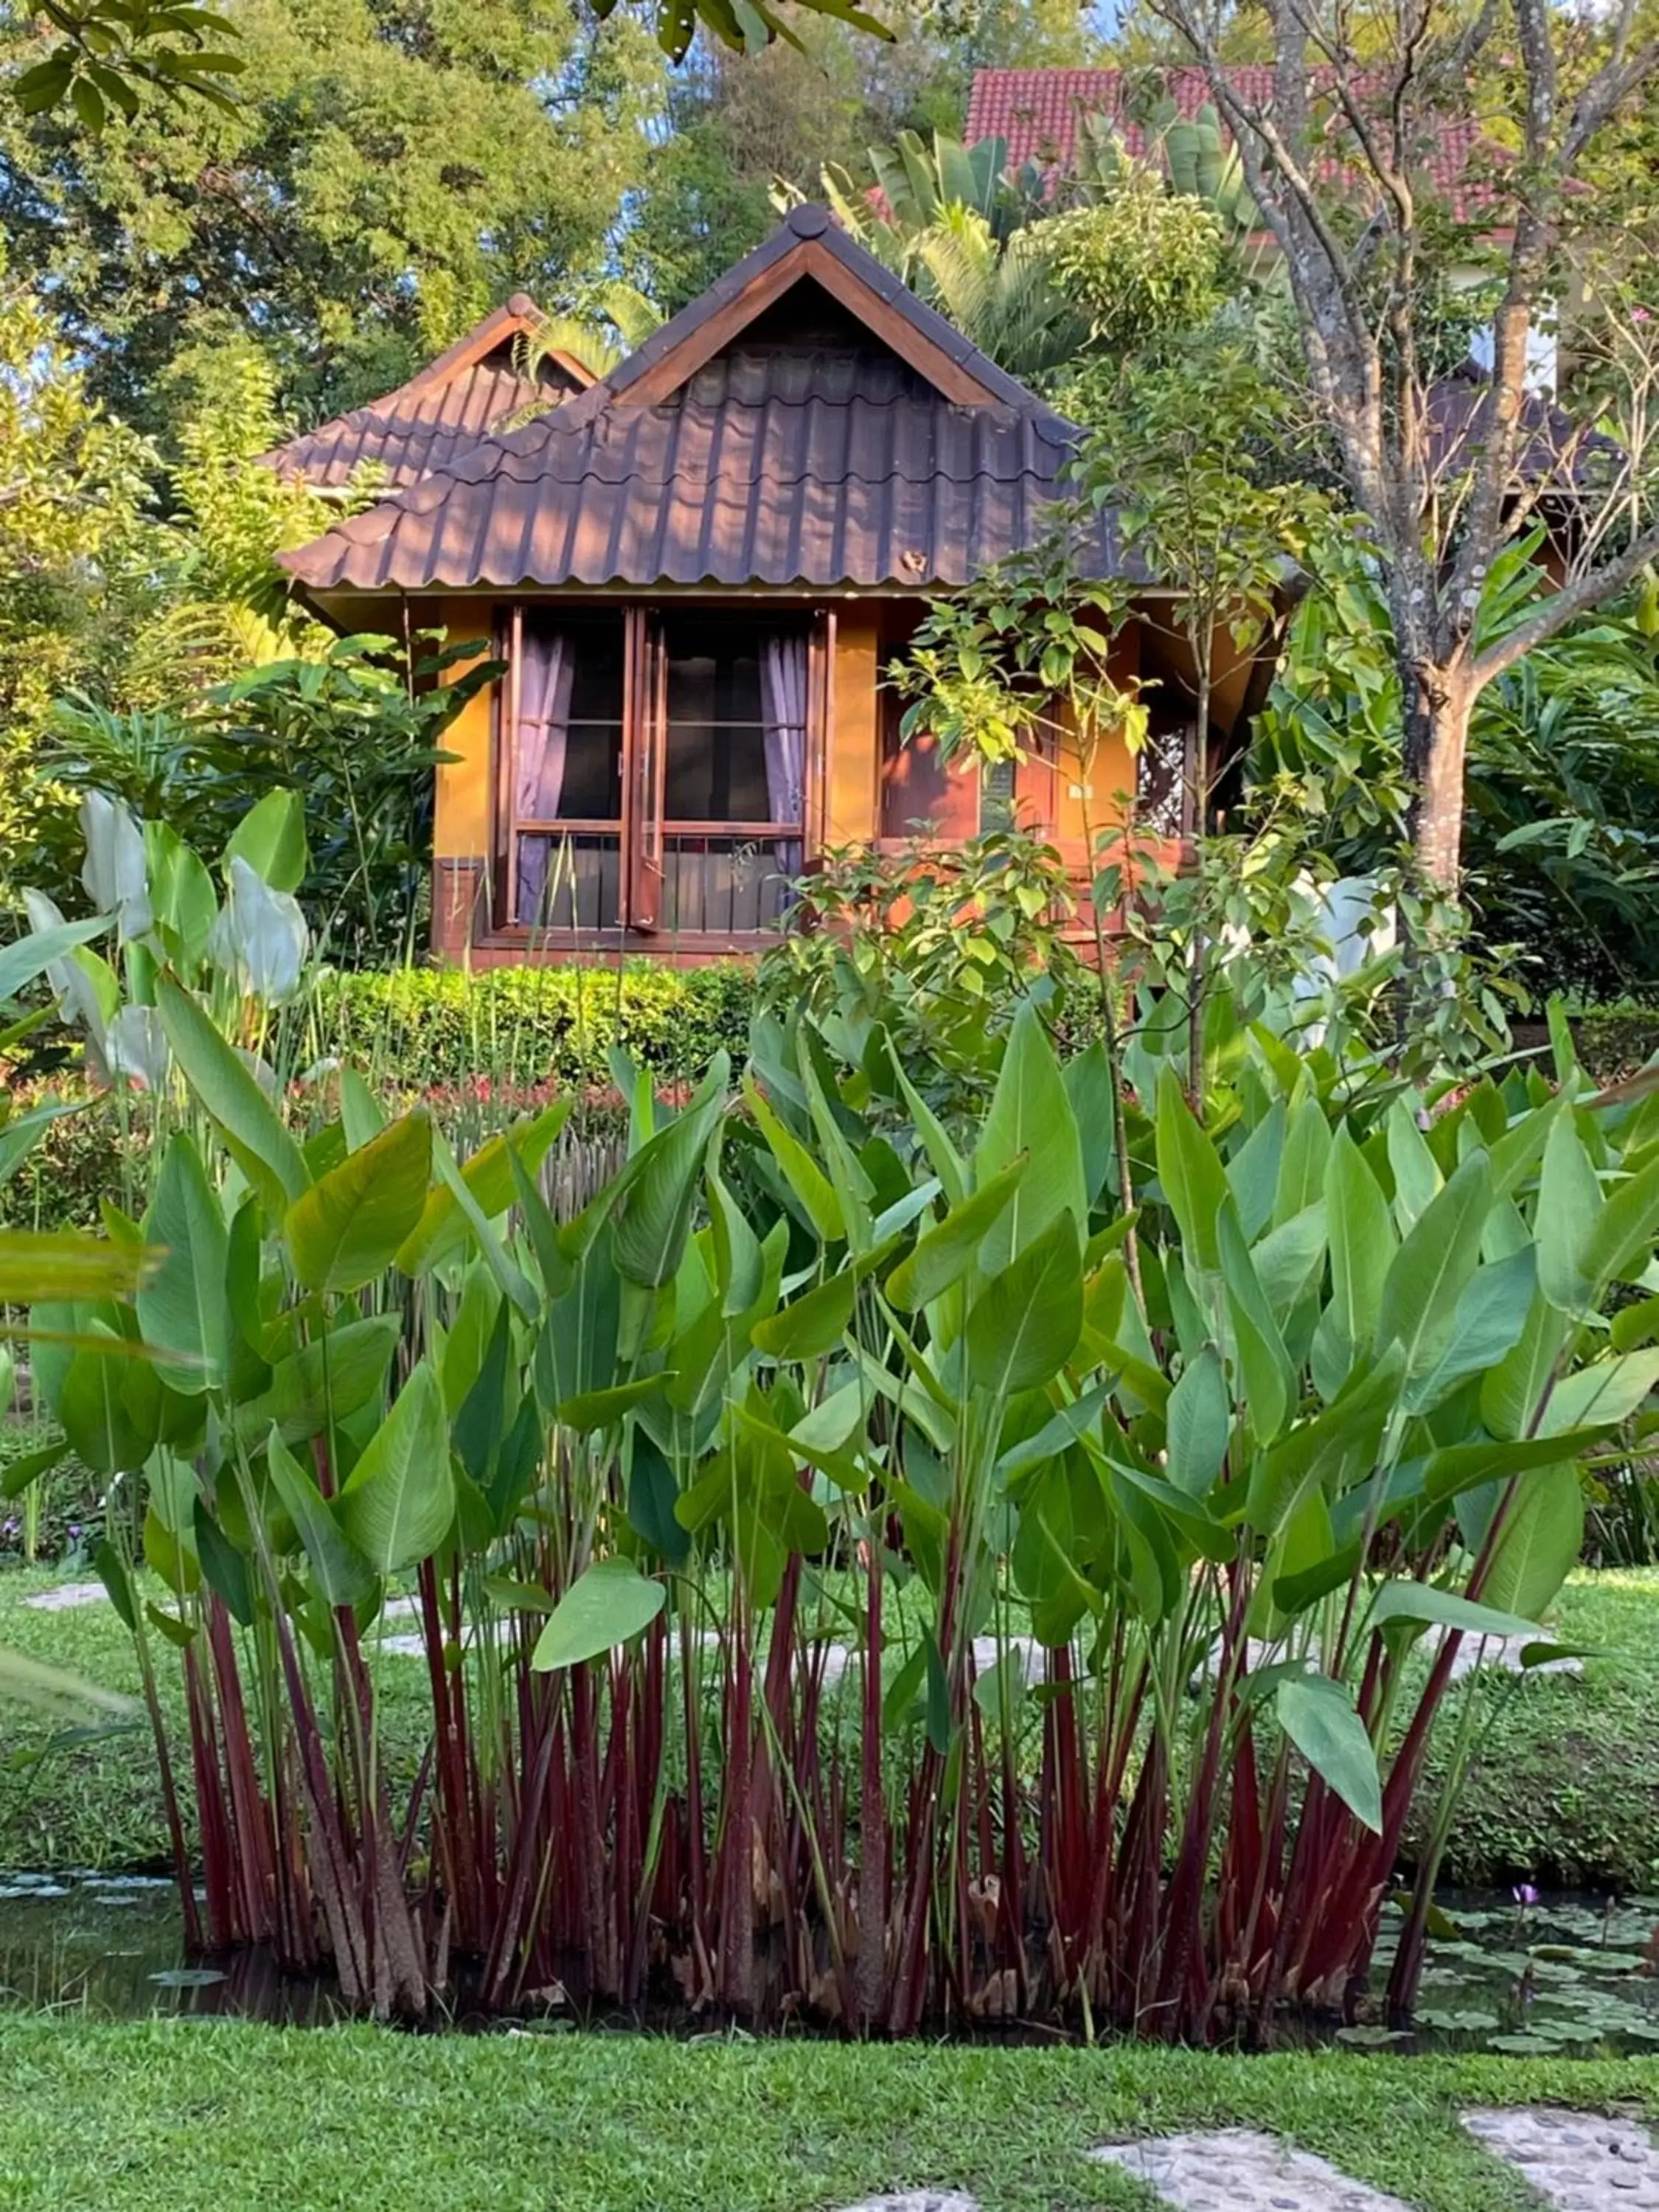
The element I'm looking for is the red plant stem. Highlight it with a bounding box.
[857,1539,887,2028]
[133,1627,201,1953]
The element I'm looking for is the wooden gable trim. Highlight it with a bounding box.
[402,298,594,400]
[620,237,1006,412]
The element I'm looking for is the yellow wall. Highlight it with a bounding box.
[433,600,495,861]
[1043,625,1140,855]
[827,611,880,844]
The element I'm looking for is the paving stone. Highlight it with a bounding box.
[1464,2108,1659,2208]
[832,2197,978,2212]
[1090,2129,1416,2212]
[21,1579,108,1611]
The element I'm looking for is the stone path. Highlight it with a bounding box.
[1089,2128,1415,2211]
[831,2111,1659,2211]
[21,1579,107,1610]
[1463,2109,1659,2208]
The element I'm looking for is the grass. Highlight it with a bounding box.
[3,1562,1658,1891]
[0,2021,1652,2212]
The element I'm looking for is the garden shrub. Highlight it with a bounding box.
[307,960,754,1091]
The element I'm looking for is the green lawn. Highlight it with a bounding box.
[3,1563,1658,1890]
[0,2023,1652,2211]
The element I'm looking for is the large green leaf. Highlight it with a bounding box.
[1403,1248,1535,1415]
[1376,1148,1490,1379]
[1479,1287,1570,1441]
[1580,1148,1659,1293]
[1275,1674,1382,1834]
[1324,1124,1394,1365]
[264,1428,378,1608]
[0,914,111,1004]
[395,1101,570,1275]
[1218,1206,1291,1443]
[885,1156,1025,1312]
[1366,1581,1538,1641]
[530,1557,666,1671]
[974,1003,1086,1270]
[136,1133,229,1394]
[611,1060,727,1287]
[1477,1463,1585,1621]
[1536,1113,1603,1314]
[964,1214,1082,1397]
[1165,1342,1231,1497]
[1155,1065,1232,1274]
[1535,1347,1659,1436]
[751,1267,856,1360]
[0,1097,87,1190]
[285,1110,432,1293]
[742,1074,843,1241]
[0,1229,153,1302]
[154,975,308,1214]
[335,1363,455,1573]
[224,789,307,893]
[233,1315,400,1445]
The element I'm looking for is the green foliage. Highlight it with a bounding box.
[757,831,1083,1115]
[0,255,155,886]
[36,635,496,961]
[1253,543,1659,992]
[16,860,1658,2029]
[0,0,670,445]
[1040,164,1225,352]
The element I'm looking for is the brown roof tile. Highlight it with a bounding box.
[281,206,1135,596]
[265,296,592,490]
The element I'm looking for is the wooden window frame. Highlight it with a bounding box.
[493,599,828,947]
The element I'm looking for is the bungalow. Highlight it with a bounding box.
[275,206,1263,966]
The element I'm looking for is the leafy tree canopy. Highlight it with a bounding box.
[0,0,669,439]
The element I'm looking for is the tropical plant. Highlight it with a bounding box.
[513,282,665,390]
[13,793,1655,2034]
[29,634,499,964]
[757,827,1082,1115]
[907,204,1085,382]
[1253,539,1659,994]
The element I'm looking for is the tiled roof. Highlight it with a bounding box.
[1426,369,1620,494]
[967,66,1499,224]
[265,296,591,490]
[281,206,1135,596]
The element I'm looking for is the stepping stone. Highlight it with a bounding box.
[1090,2129,1416,2211]
[832,2198,978,2212]
[1463,2108,1659,2208]
[22,1579,108,1611]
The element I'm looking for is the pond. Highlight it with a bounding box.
[3,1871,1656,2050]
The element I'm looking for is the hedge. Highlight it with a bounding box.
[5,968,1655,1231]
[305,961,755,1092]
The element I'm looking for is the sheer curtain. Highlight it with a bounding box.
[513,624,576,924]
[759,631,807,885]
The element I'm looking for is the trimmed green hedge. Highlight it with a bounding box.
[307,961,755,1091]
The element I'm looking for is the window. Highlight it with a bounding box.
[500,607,815,937]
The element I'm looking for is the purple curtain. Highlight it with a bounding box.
[760,631,807,886]
[514,624,576,924]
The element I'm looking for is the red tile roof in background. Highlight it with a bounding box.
[966,66,1499,224]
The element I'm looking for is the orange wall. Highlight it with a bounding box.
[827,611,880,843]
[433,601,495,861]
[1040,625,1141,857]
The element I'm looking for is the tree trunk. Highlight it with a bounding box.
[1402,657,1475,894]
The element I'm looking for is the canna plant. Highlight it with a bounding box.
[12,805,1659,2031]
